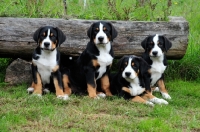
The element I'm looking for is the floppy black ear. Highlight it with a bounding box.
[136,57,150,75]
[55,27,66,46]
[108,22,118,41]
[162,36,172,52]
[33,27,43,43]
[141,36,149,50]
[117,56,128,72]
[87,23,94,40]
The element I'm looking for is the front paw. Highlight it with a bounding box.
[161,92,171,100]
[149,97,168,105]
[97,93,106,98]
[57,94,70,100]
[27,87,34,94]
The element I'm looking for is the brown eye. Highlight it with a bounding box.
[95,28,99,31]
[103,27,107,31]
[131,62,134,66]
[43,32,46,36]
[125,62,128,65]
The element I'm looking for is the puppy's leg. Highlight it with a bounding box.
[32,73,43,96]
[157,79,171,99]
[84,69,98,98]
[28,64,42,96]
[141,90,168,105]
[100,75,112,96]
[53,69,69,100]
[122,87,154,106]
[62,74,71,97]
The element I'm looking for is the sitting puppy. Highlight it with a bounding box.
[62,21,118,98]
[110,55,168,106]
[27,26,68,100]
[141,34,172,99]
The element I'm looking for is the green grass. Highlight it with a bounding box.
[0,80,200,131]
[0,0,200,131]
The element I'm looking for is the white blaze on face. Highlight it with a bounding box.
[41,29,52,50]
[95,23,109,44]
[122,58,137,80]
[150,34,163,57]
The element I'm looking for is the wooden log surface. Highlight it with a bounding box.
[0,17,189,60]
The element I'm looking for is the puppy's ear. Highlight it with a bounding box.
[55,27,66,46]
[117,56,128,72]
[33,27,43,43]
[108,22,118,41]
[87,23,94,41]
[162,36,172,52]
[136,57,150,75]
[141,36,149,50]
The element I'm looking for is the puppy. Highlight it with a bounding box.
[62,21,118,98]
[110,55,168,106]
[141,34,172,99]
[27,26,68,100]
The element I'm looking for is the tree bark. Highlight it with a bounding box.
[0,17,189,60]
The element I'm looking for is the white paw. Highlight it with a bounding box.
[97,93,106,98]
[32,93,42,97]
[27,87,34,94]
[57,94,70,100]
[43,88,50,94]
[153,87,160,92]
[161,92,171,100]
[149,97,168,105]
[145,101,154,107]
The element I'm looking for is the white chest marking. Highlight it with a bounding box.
[32,50,57,85]
[150,55,166,86]
[96,43,113,80]
[128,77,145,96]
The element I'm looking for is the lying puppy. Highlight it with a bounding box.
[27,26,68,100]
[110,55,168,106]
[141,34,172,99]
[62,21,118,98]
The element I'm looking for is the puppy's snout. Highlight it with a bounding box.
[152,51,158,56]
[125,72,131,77]
[44,42,50,47]
[98,36,104,42]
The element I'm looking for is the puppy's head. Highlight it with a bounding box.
[87,21,118,45]
[141,34,172,57]
[33,26,66,51]
[117,55,150,82]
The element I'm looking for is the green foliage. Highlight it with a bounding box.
[0,80,200,131]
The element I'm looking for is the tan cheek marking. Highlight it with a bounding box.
[52,65,59,72]
[62,74,71,95]
[51,42,56,49]
[101,75,112,96]
[92,59,99,67]
[157,79,168,93]
[136,70,139,76]
[131,96,147,104]
[33,73,42,95]
[53,77,64,96]
[87,83,97,98]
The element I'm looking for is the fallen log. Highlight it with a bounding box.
[0,17,189,60]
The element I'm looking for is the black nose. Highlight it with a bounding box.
[125,72,131,77]
[98,36,104,42]
[44,42,50,47]
[152,51,158,56]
